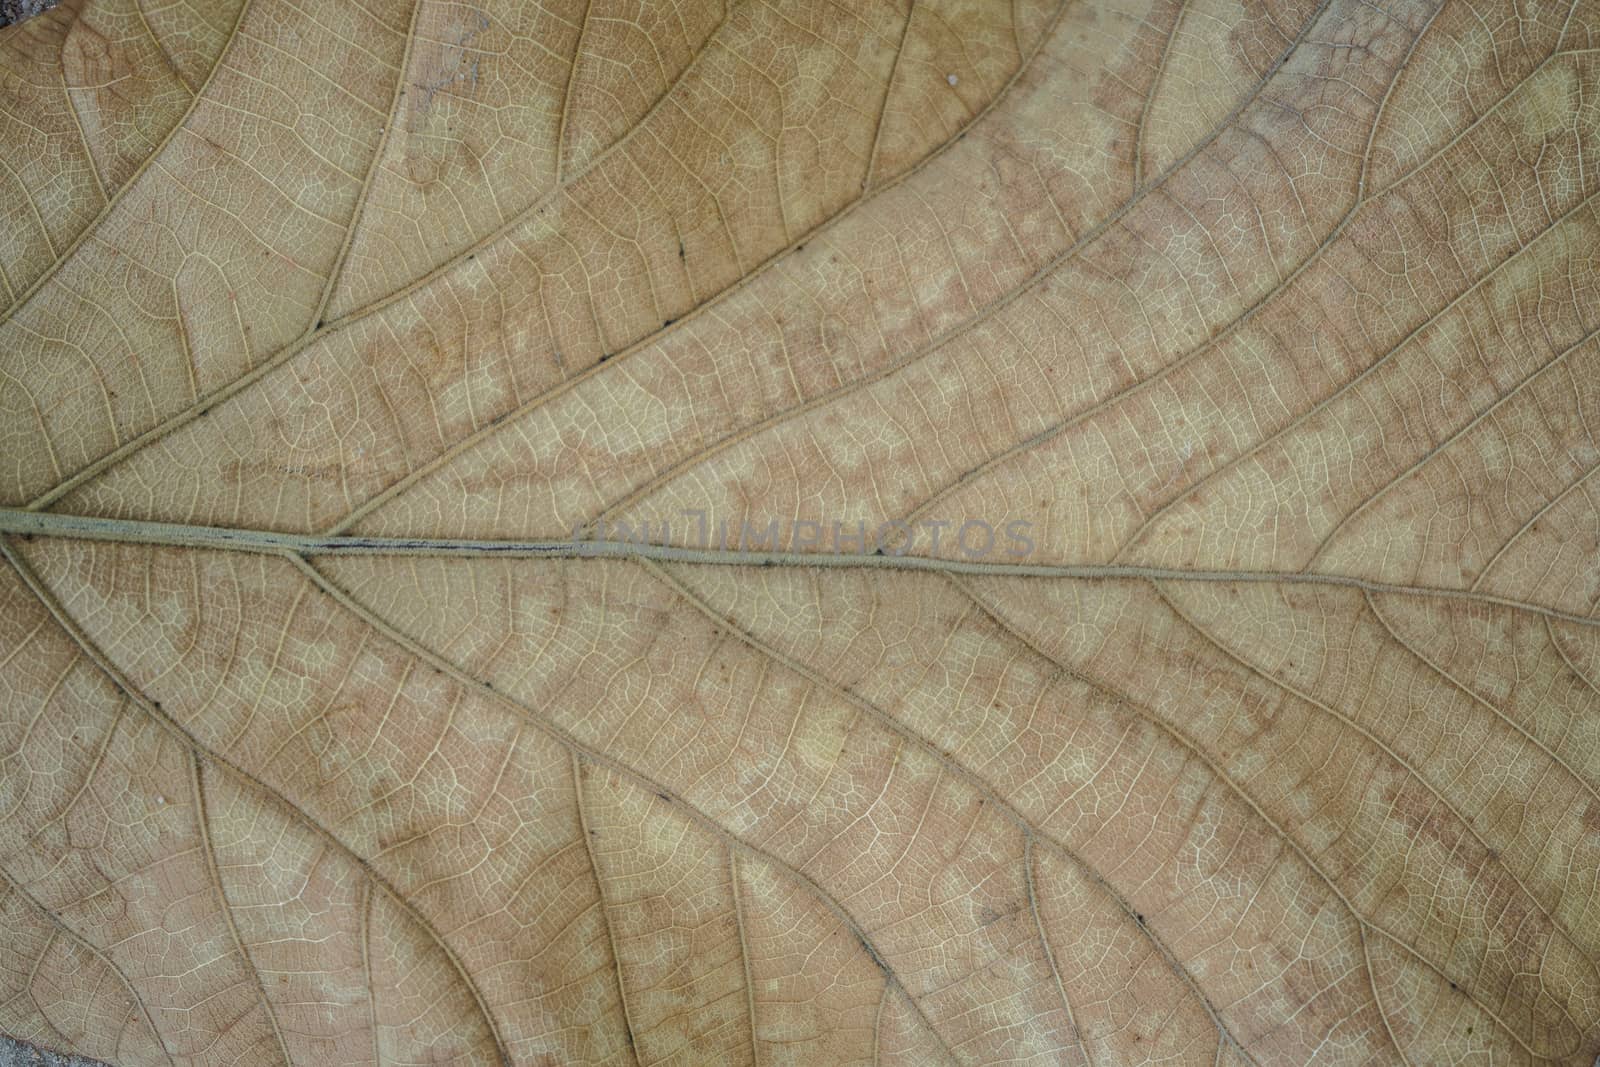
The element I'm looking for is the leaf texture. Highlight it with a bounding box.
[2,0,1600,1063]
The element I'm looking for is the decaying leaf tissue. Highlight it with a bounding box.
[2,0,1599,1064]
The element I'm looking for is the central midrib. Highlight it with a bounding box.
[2,507,1593,629]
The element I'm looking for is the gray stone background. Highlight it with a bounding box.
[0,0,59,29]
[0,1035,105,1067]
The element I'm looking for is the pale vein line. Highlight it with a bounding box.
[0,153,58,261]
[869,984,888,1067]
[0,867,175,1067]
[591,0,1341,536]
[0,0,254,322]
[729,847,761,1067]
[920,5,1563,563]
[1124,192,1600,567]
[133,0,197,94]
[571,750,643,1067]
[360,881,382,1067]
[945,572,1285,1065]
[1022,833,1094,1067]
[4,507,1597,629]
[1363,589,1600,805]
[20,0,735,512]
[324,0,1075,537]
[1159,581,1599,974]
[288,551,964,1067]
[1361,926,1417,1067]
[59,82,107,209]
[9,930,67,1051]
[554,0,594,186]
[189,753,294,1067]
[26,0,1047,518]
[0,537,516,1067]
[307,0,428,330]
[1547,615,1600,702]
[1132,0,1192,190]
[860,0,917,191]
[981,578,1566,1059]
[11,688,122,869]
[638,557,1257,1065]
[1471,463,1600,592]
[1302,322,1600,569]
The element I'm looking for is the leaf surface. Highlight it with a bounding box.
[2,0,1600,1063]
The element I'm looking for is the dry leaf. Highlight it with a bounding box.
[2,0,1600,1064]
